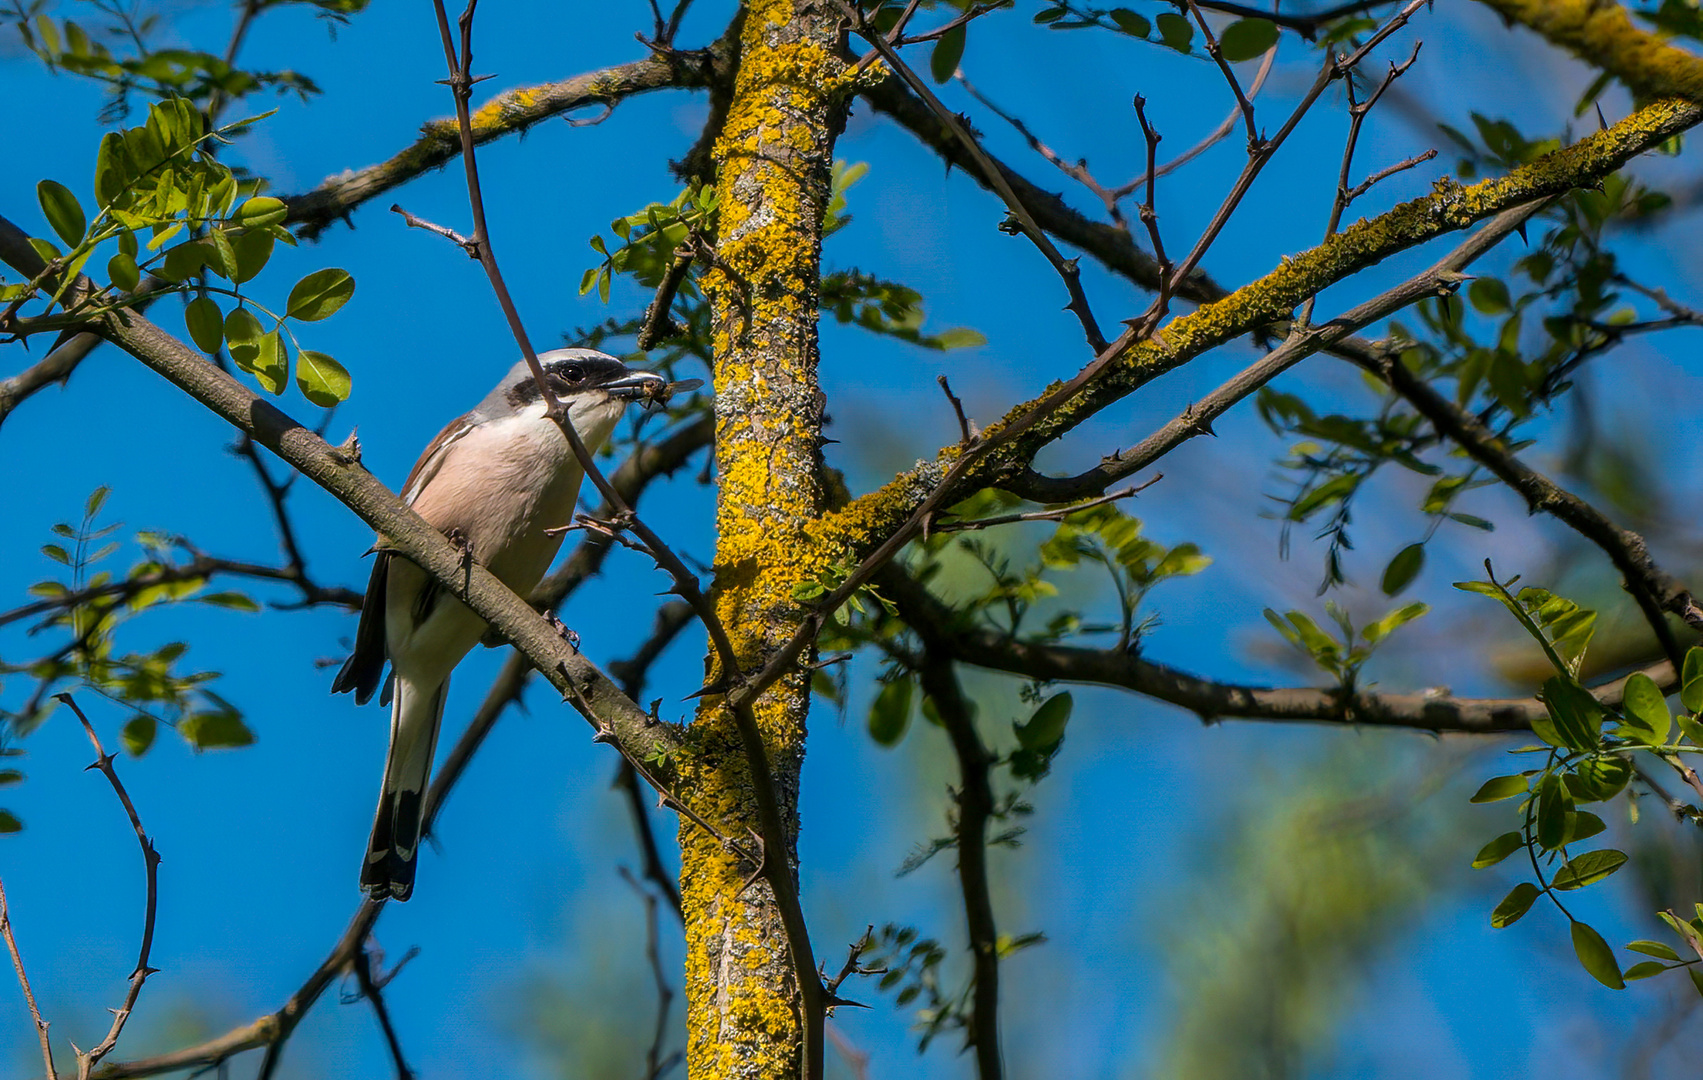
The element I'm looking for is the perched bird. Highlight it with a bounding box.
[333,349,664,901]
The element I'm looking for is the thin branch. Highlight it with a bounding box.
[281,42,732,239]
[350,946,414,1080]
[839,0,1108,354]
[938,476,1160,532]
[882,565,1672,734]
[916,657,1002,1080]
[1353,344,1699,665]
[1007,199,1547,502]
[55,694,160,1080]
[1182,0,1259,150]
[619,868,682,1080]
[0,876,57,1080]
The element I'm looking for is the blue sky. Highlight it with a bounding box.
[6,1,1703,1077]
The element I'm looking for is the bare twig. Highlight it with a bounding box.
[938,374,974,445]
[938,476,1160,532]
[1008,200,1547,503]
[1182,0,1259,149]
[916,657,1002,1080]
[839,0,1108,354]
[350,945,414,1080]
[54,694,160,1080]
[0,876,57,1080]
[389,204,478,257]
[619,868,683,1080]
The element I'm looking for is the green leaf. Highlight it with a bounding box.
[1568,755,1631,803]
[1537,773,1573,850]
[231,228,273,284]
[225,306,262,361]
[1619,671,1672,746]
[1016,692,1072,750]
[285,268,355,322]
[868,677,912,747]
[235,196,287,227]
[1470,774,1529,803]
[1624,960,1670,980]
[1218,17,1278,61]
[930,24,966,84]
[37,179,86,247]
[1571,921,1625,989]
[86,485,109,519]
[253,330,287,394]
[0,770,23,787]
[1380,543,1424,596]
[0,811,21,833]
[1155,11,1193,51]
[1684,647,1703,714]
[1491,882,1539,928]
[122,715,156,757]
[1681,712,1703,746]
[1361,601,1429,646]
[107,251,140,292]
[1468,277,1511,314]
[1691,968,1703,999]
[1471,831,1524,869]
[207,228,239,280]
[185,296,223,353]
[1539,676,1604,751]
[1109,8,1150,36]
[1568,810,1607,843]
[198,591,261,612]
[42,543,70,565]
[1552,849,1628,890]
[1627,940,1683,962]
[295,350,351,407]
[180,711,254,750]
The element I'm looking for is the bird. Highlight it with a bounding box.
[332,348,665,901]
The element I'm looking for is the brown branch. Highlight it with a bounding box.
[350,946,414,1080]
[609,601,696,923]
[882,565,1673,734]
[939,476,1160,532]
[1350,338,1700,665]
[0,875,56,1080]
[0,551,360,631]
[1007,199,1547,502]
[280,42,732,239]
[54,694,160,1080]
[916,657,1002,1080]
[1182,0,1259,150]
[840,0,1108,354]
[619,867,683,1080]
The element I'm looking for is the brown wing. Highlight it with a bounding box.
[333,412,475,704]
[331,552,389,704]
[400,413,476,505]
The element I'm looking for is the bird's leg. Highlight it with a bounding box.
[443,526,475,595]
[546,612,581,653]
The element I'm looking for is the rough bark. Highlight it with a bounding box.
[678,2,848,1076]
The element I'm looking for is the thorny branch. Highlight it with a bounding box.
[731,0,1441,726]
[916,657,1003,1080]
[0,876,56,1080]
[349,945,415,1080]
[55,694,160,1080]
[619,867,684,1080]
[839,0,1108,354]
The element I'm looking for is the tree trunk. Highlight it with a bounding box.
[679,1,846,1076]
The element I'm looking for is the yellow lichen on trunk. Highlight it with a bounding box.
[679,1,847,1077]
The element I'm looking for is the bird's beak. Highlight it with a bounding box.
[601,370,669,401]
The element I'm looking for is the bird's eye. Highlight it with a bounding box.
[564,364,585,382]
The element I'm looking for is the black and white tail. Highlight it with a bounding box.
[361,676,448,901]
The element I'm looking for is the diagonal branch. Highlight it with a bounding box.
[281,38,734,239]
[55,694,160,1080]
[0,875,56,1080]
[1005,198,1547,502]
[881,565,1673,734]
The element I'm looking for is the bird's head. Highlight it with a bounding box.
[477,348,666,445]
